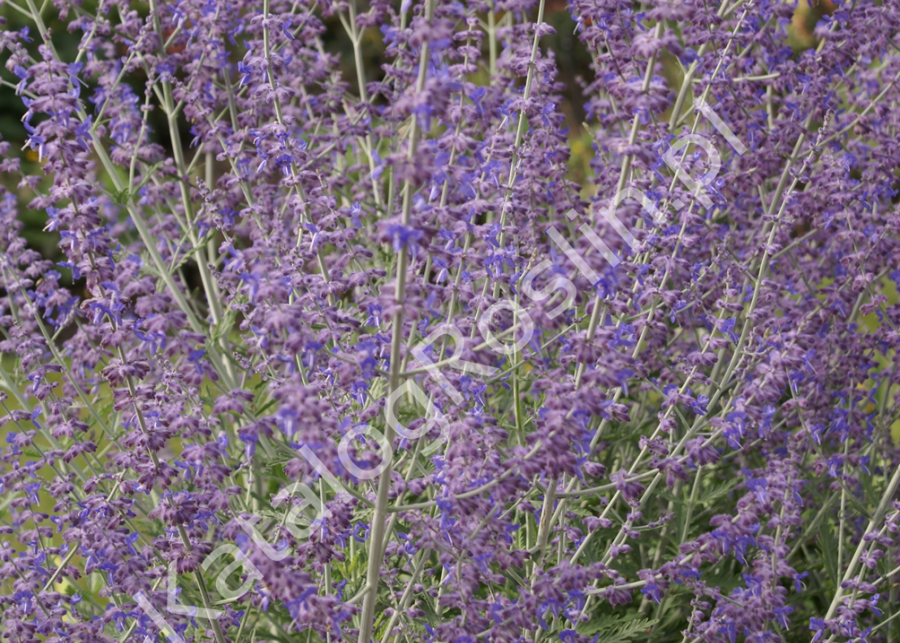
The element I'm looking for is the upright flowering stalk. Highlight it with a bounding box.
[2,0,900,642]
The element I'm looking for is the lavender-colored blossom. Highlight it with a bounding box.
[1,0,900,641]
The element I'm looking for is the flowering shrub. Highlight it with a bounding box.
[2,0,900,642]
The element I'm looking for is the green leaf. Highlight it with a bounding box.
[654,488,678,504]
[0,491,16,514]
[252,507,285,521]
[699,478,741,504]
[134,162,164,191]
[581,531,604,564]
[702,568,744,594]
[334,549,363,578]
[111,187,132,205]
[577,614,658,642]
[819,518,839,586]
[211,308,239,344]
[417,596,441,627]
[859,467,878,513]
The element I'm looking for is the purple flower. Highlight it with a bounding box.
[0,1,898,641]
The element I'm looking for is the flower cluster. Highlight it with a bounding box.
[1,0,900,642]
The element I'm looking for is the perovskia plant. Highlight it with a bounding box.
[1,0,900,642]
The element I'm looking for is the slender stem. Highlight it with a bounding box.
[146,0,232,377]
[177,525,228,643]
[357,3,436,641]
[824,465,900,621]
[489,0,547,300]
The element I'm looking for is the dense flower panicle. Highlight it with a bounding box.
[1,0,900,641]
